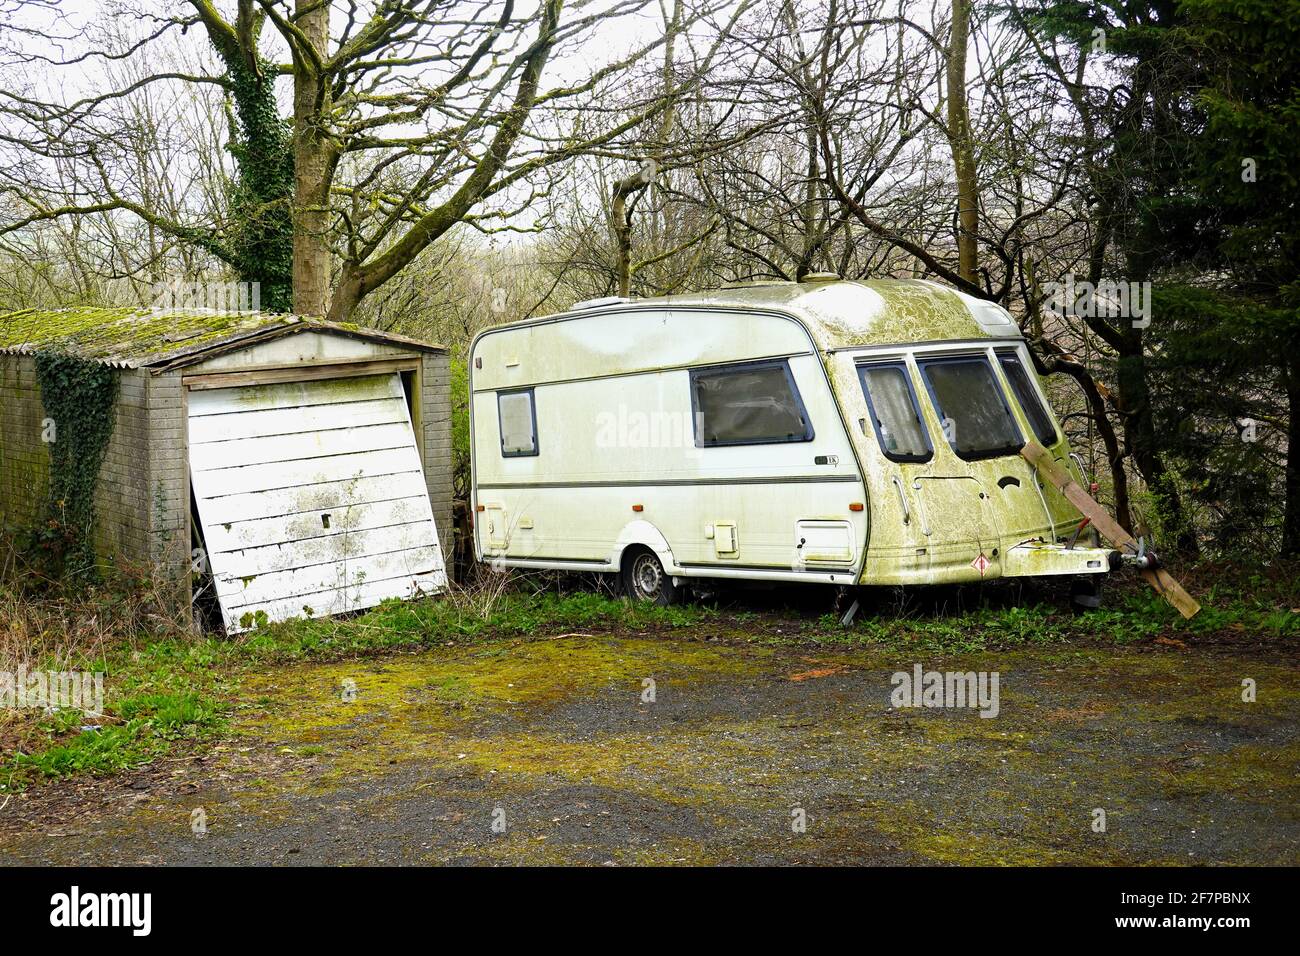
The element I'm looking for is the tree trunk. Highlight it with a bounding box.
[611,162,655,297]
[610,0,677,297]
[947,0,978,283]
[225,53,294,313]
[611,178,636,297]
[291,0,333,318]
[1116,340,1197,555]
[1283,356,1300,555]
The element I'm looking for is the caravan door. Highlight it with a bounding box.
[854,360,933,581]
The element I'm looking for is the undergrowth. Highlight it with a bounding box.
[1,560,1296,792]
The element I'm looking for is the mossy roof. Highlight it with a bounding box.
[561,278,1022,350]
[0,307,445,369]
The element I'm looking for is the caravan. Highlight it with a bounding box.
[467,278,1113,604]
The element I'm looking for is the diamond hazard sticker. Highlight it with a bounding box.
[971,553,991,576]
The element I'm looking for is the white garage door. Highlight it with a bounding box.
[188,372,446,633]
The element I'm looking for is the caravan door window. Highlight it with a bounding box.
[690,359,813,446]
[997,351,1058,446]
[918,356,1023,460]
[857,362,932,462]
[498,389,538,457]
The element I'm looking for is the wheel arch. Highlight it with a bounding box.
[610,520,681,574]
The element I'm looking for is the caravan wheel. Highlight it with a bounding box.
[622,547,679,606]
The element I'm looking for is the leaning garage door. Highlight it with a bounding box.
[188,372,447,633]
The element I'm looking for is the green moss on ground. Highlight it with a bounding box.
[4,572,1298,866]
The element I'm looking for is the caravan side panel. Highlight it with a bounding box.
[469,308,868,580]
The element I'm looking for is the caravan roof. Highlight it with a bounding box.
[555,278,1021,351]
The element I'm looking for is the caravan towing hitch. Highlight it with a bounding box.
[1020,440,1201,619]
[1065,516,1091,550]
[1120,536,1159,571]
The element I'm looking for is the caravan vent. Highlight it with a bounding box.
[972,302,1016,334]
[570,295,630,311]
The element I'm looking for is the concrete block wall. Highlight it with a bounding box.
[0,358,156,567]
[1,360,186,611]
[144,371,190,606]
[92,368,152,568]
[0,356,50,530]
[419,352,455,569]
[85,369,188,615]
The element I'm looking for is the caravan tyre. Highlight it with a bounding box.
[622,547,679,605]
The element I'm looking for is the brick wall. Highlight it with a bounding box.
[420,352,455,569]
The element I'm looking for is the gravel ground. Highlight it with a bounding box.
[1,624,1297,865]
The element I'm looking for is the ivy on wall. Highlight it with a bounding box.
[31,353,120,581]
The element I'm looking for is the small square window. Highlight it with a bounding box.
[498,389,537,457]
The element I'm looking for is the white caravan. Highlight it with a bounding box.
[467,278,1113,603]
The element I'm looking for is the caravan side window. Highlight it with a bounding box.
[497,389,537,457]
[997,352,1058,446]
[690,359,813,446]
[857,362,932,462]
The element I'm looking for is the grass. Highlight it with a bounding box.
[1,561,1296,793]
[0,581,713,792]
[234,586,715,664]
[802,561,1300,652]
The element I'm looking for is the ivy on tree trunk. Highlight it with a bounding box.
[219,51,294,314]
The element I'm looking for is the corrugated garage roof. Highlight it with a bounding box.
[0,307,445,369]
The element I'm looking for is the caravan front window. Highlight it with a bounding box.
[857,362,932,462]
[997,352,1058,446]
[690,359,813,446]
[918,356,1023,460]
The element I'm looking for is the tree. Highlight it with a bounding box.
[946,0,978,282]
[1007,0,1206,548]
[197,0,295,310]
[1179,0,1300,553]
[1,0,721,319]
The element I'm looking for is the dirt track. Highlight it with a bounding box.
[2,626,1297,865]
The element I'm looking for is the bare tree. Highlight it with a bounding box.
[1,0,742,320]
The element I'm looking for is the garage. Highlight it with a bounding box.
[188,372,446,632]
[0,307,453,631]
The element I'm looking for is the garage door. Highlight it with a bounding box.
[188,372,446,633]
